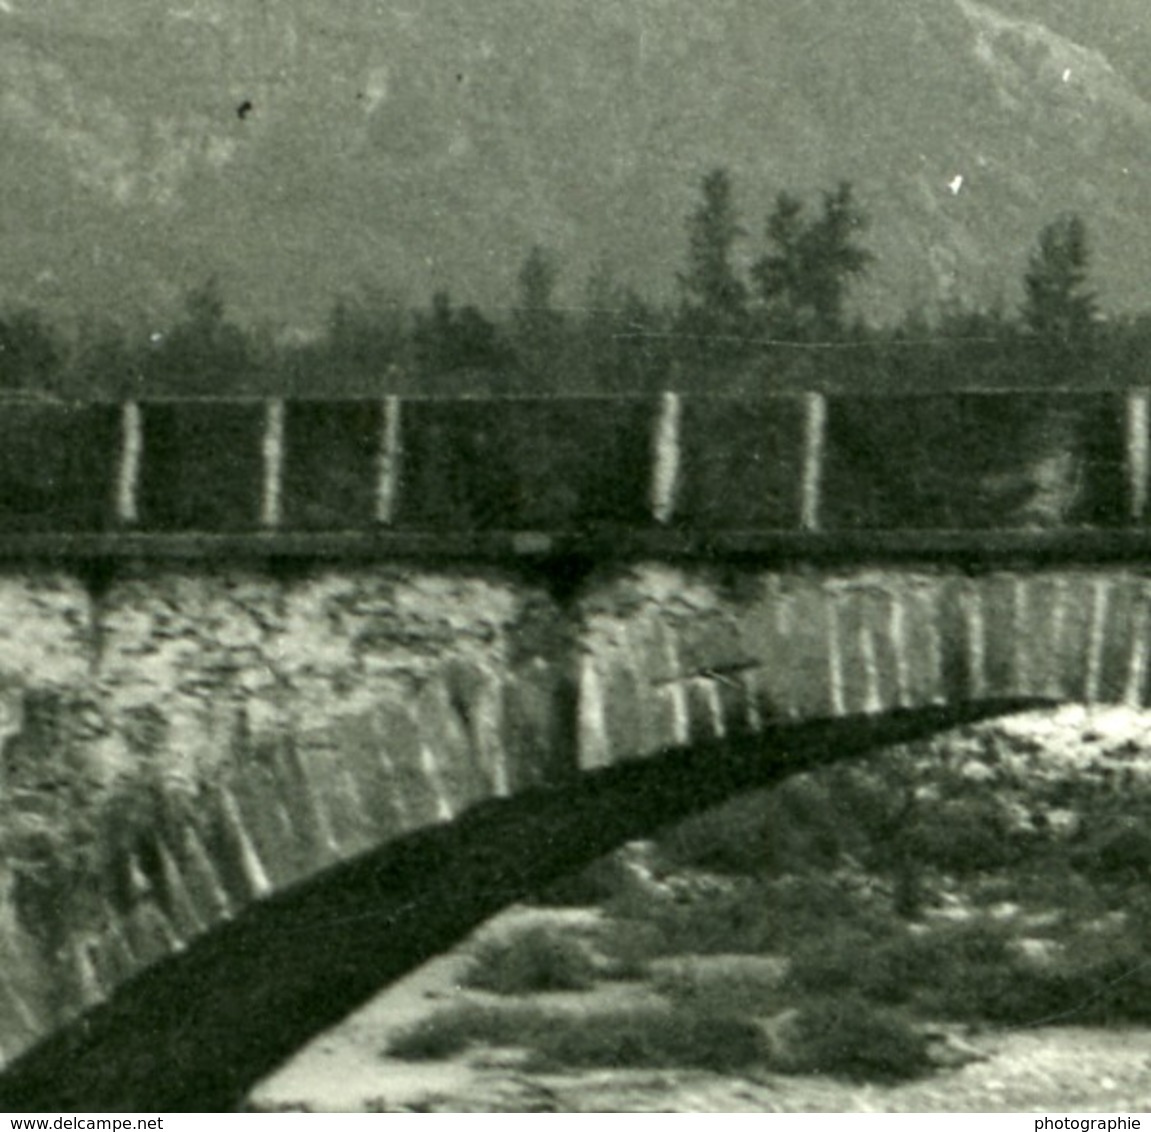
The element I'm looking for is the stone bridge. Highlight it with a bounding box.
[0,389,1149,1110]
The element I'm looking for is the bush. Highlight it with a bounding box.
[530,1006,766,1072]
[779,996,932,1084]
[904,798,1023,874]
[651,954,789,1017]
[1074,951,1151,1025]
[623,886,779,956]
[788,919,1024,1015]
[387,1000,766,1073]
[787,927,892,999]
[462,926,598,995]
[975,932,1151,1028]
[531,858,625,907]
[589,917,656,981]
[804,919,1151,1028]
[386,1003,520,1060]
[1071,818,1151,882]
[607,870,892,964]
[657,789,781,875]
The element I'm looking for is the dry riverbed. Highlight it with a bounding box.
[249,906,1151,1114]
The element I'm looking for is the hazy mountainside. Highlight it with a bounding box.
[1,0,1150,334]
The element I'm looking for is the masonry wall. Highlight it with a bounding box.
[0,567,569,1063]
[4,557,1151,1068]
[577,564,1151,771]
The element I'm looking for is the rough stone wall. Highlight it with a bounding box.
[0,567,568,1064]
[577,565,1151,769]
[8,557,1151,1069]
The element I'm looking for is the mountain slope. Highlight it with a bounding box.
[0,0,1149,333]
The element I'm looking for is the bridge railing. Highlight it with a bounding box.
[0,390,1143,556]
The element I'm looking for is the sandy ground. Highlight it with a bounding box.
[248,907,1151,1114]
[250,951,478,1112]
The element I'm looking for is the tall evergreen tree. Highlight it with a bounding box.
[578,264,669,391]
[753,181,872,342]
[325,286,408,383]
[0,309,61,389]
[752,191,807,342]
[512,245,564,376]
[413,290,506,376]
[1021,214,1097,347]
[676,167,750,362]
[147,279,252,394]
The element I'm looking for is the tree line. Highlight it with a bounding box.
[0,167,1133,397]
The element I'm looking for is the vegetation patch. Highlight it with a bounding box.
[386,1003,524,1062]
[386,1000,766,1074]
[774,997,933,1084]
[462,925,598,995]
[390,718,1151,1096]
[650,954,789,1018]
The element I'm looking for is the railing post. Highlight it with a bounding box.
[116,401,142,526]
[376,395,402,524]
[1126,391,1149,523]
[650,391,682,525]
[800,392,827,532]
[261,399,285,529]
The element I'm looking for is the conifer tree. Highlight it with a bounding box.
[1021,214,1097,347]
[676,167,750,362]
[513,245,564,375]
[753,181,872,342]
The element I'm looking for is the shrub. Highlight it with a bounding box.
[788,919,1024,1016]
[387,1000,766,1073]
[529,1005,766,1072]
[657,788,783,875]
[989,929,1151,1028]
[651,954,789,1017]
[787,927,892,999]
[531,858,624,906]
[778,996,932,1084]
[386,1003,520,1060]
[1074,951,1151,1025]
[904,798,1023,874]
[608,870,892,964]
[462,925,598,995]
[1071,818,1151,882]
[589,917,656,981]
[845,920,1151,1028]
[605,877,778,957]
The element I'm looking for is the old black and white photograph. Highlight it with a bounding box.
[0,0,1150,1116]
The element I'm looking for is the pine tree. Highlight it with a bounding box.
[1021,215,1097,347]
[325,286,408,382]
[413,290,506,376]
[579,264,669,392]
[676,167,750,362]
[752,191,807,341]
[512,245,564,376]
[148,279,252,394]
[0,309,61,389]
[752,181,872,342]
